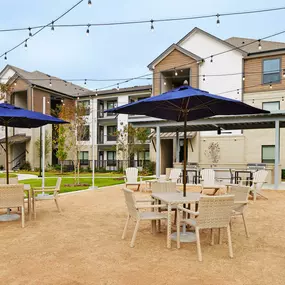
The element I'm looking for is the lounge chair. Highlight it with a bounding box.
[176,195,234,261]
[200,169,224,195]
[124,167,143,191]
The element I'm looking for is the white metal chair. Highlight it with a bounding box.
[200,169,224,195]
[124,167,143,191]
[0,184,25,227]
[239,170,268,201]
[177,195,234,261]
[32,177,62,219]
[230,185,250,237]
[121,188,167,247]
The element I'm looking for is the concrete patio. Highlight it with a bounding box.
[0,185,284,285]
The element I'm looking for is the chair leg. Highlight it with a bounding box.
[33,197,36,220]
[253,190,256,202]
[211,229,215,245]
[227,225,233,258]
[21,206,25,228]
[176,210,180,249]
[122,215,130,239]
[137,184,141,192]
[219,228,222,245]
[158,220,161,233]
[241,213,249,238]
[54,197,61,212]
[195,227,202,262]
[174,210,177,225]
[130,220,140,248]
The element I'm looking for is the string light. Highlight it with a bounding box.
[117,83,119,90]
[163,81,166,86]
[283,69,285,77]
[203,75,206,81]
[252,99,255,104]
[258,40,262,50]
[51,21,55,32]
[270,82,273,89]
[174,69,178,76]
[150,19,154,31]
[28,27,32,37]
[86,24,90,36]
[24,40,28,50]
[49,79,52,87]
[88,0,92,6]
[84,79,87,85]
[14,82,17,86]
[242,74,245,81]
[95,89,98,96]
[4,53,7,61]
[210,55,213,63]
[282,97,284,102]
[216,14,220,26]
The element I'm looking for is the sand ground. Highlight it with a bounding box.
[0,185,285,285]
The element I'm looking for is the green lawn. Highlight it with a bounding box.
[0,173,17,178]
[19,177,126,193]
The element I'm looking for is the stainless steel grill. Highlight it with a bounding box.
[246,163,266,170]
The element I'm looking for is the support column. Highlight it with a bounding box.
[274,120,280,190]
[176,130,180,163]
[156,126,160,179]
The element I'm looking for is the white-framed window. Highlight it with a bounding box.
[107,151,116,166]
[78,151,89,165]
[262,101,280,111]
[263,58,281,84]
[262,145,275,163]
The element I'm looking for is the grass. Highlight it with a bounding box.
[19,177,126,193]
[0,173,17,178]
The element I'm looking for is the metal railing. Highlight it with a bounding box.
[60,159,151,172]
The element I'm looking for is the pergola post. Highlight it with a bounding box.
[274,120,280,190]
[156,126,161,178]
[176,130,180,162]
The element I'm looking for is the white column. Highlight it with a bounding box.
[156,126,160,178]
[274,120,280,190]
[41,97,46,189]
[176,131,180,163]
[90,98,97,190]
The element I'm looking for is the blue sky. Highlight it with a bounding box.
[1,0,285,91]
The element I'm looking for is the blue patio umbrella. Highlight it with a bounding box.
[106,85,269,196]
[0,103,68,184]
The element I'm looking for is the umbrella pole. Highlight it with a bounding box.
[183,114,187,197]
[5,123,9,185]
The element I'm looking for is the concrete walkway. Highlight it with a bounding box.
[16,174,38,180]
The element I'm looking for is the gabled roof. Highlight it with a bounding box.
[225,37,285,54]
[177,27,247,56]
[1,65,88,97]
[147,44,202,70]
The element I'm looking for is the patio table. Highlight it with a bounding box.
[151,192,200,249]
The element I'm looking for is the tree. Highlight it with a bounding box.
[57,102,89,184]
[204,142,221,165]
[56,125,68,173]
[115,124,149,168]
[0,83,13,101]
[35,131,52,161]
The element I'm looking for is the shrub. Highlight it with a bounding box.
[0,165,4,170]
[20,161,31,171]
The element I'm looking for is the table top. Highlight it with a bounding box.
[152,192,200,204]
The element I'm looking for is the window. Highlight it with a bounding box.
[78,151,89,165]
[107,151,116,166]
[77,125,90,141]
[262,101,280,111]
[262,145,275,163]
[138,151,150,161]
[107,126,117,141]
[106,101,117,116]
[263,58,281,84]
[77,100,90,116]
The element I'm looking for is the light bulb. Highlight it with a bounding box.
[28,27,32,37]
[24,40,28,50]
[51,21,55,32]
[163,81,166,86]
[174,69,178,76]
[4,53,7,61]
[210,55,213,63]
[84,79,87,85]
[49,79,52,87]
[150,20,154,31]
[258,40,262,50]
[86,25,90,36]
[216,14,220,27]
[88,0,92,6]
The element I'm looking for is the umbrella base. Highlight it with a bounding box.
[0,213,20,222]
[170,231,196,243]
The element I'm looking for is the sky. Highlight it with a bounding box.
[1,0,285,91]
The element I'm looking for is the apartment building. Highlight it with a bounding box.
[0,65,84,170]
[145,27,285,173]
[76,85,152,171]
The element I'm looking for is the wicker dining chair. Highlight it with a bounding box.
[177,195,234,261]
[0,184,25,227]
[230,185,250,237]
[122,188,167,247]
[32,177,62,219]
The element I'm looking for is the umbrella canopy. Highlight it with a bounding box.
[106,85,270,196]
[0,103,68,183]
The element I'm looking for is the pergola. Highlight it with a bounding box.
[130,111,285,190]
